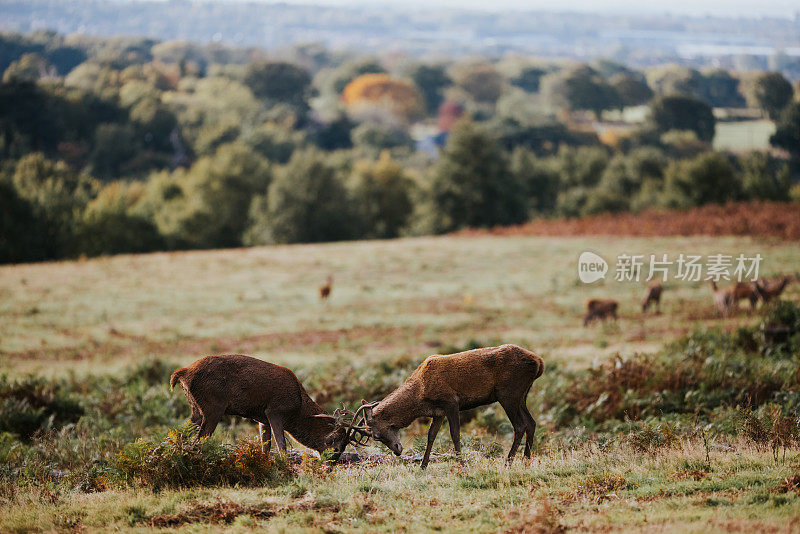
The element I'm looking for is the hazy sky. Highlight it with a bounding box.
[239,0,799,18]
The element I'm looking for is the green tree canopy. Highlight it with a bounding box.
[610,72,653,107]
[410,64,451,114]
[12,153,96,257]
[510,147,559,214]
[543,66,620,119]
[738,152,791,201]
[245,149,359,244]
[649,95,716,142]
[749,72,794,120]
[243,61,311,109]
[349,153,414,239]
[138,142,271,248]
[453,63,505,105]
[770,101,800,158]
[0,178,47,263]
[427,120,526,232]
[662,151,740,208]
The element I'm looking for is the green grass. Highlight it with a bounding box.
[2,235,797,376]
[713,120,776,152]
[2,441,799,532]
[1,234,799,532]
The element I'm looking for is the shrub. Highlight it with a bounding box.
[115,423,293,489]
[662,151,741,208]
[0,375,84,440]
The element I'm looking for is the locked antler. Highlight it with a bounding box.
[343,402,376,447]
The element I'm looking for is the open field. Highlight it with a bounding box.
[2,233,800,532]
[2,234,799,376]
[713,120,776,152]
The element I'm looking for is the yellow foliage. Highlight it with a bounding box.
[342,73,423,121]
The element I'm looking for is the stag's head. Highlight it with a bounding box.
[356,401,403,456]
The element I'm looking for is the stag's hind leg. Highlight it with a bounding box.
[520,404,537,459]
[189,405,203,431]
[499,398,526,464]
[198,406,224,438]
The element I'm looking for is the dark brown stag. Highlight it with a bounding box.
[170,354,367,460]
[641,282,663,313]
[584,299,618,326]
[319,276,333,301]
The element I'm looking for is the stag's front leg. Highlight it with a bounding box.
[422,416,444,469]
[267,413,287,451]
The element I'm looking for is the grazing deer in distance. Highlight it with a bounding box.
[584,299,619,326]
[710,280,734,317]
[732,281,760,312]
[355,344,544,468]
[170,354,367,460]
[319,276,333,301]
[756,276,791,303]
[642,282,663,313]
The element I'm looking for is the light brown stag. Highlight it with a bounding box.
[710,280,734,317]
[355,344,544,468]
[732,281,760,312]
[756,276,791,303]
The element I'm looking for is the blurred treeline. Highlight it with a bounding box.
[2,30,800,263]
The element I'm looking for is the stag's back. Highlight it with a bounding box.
[171,354,309,419]
[412,344,543,404]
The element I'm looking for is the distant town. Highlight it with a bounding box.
[1,0,799,78]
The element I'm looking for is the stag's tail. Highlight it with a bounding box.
[170,368,187,391]
[533,357,544,379]
[512,345,545,379]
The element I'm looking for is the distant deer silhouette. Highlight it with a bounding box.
[584,299,618,326]
[319,276,333,301]
[641,282,663,313]
[710,280,734,317]
[756,276,791,303]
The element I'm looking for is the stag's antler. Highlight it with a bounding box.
[342,402,376,447]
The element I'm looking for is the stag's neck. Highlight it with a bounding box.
[284,396,333,453]
[377,379,428,428]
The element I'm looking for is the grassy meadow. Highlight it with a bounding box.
[2,233,800,532]
[712,120,776,152]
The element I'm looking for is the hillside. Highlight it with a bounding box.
[461,201,800,241]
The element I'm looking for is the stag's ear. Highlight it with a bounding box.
[364,406,374,422]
